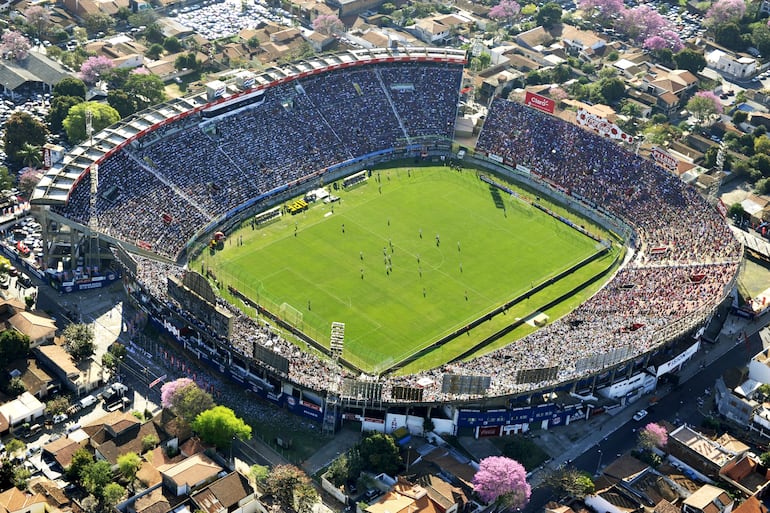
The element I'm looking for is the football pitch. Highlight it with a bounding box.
[198,166,609,373]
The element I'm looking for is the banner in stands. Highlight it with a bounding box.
[576,109,634,144]
[651,146,678,173]
[524,91,555,114]
[717,199,728,218]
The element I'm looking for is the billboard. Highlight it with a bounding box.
[524,91,555,114]
[576,109,634,144]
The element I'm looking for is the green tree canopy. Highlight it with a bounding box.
[117,452,141,490]
[674,49,707,74]
[124,73,166,110]
[3,111,48,165]
[357,432,402,475]
[53,77,87,100]
[66,447,94,481]
[16,142,42,169]
[265,464,312,507]
[192,406,251,448]
[62,323,95,361]
[102,482,125,509]
[542,467,595,499]
[107,90,137,118]
[0,330,29,369]
[62,102,120,144]
[167,381,214,425]
[162,36,182,53]
[82,460,112,496]
[537,2,562,27]
[82,12,114,34]
[48,95,83,134]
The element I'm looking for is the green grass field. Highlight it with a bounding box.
[196,167,609,373]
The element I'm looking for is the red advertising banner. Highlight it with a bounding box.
[477,425,501,438]
[524,91,555,114]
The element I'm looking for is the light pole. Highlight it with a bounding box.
[595,449,603,476]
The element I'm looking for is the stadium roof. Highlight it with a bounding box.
[32,47,466,206]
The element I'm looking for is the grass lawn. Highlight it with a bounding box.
[196,166,609,374]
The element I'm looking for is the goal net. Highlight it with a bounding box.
[279,302,303,326]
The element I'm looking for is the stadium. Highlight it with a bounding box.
[29,47,742,434]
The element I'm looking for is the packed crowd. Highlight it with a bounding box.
[55,63,463,259]
[118,87,740,404]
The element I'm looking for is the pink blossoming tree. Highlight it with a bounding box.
[0,31,31,61]
[639,422,668,449]
[578,0,624,21]
[160,377,194,408]
[705,0,746,25]
[489,0,522,23]
[473,456,531,510]
[643,30,684,52]
[312,14,344,35]
[79,55,115,84]
[617,5,671,41]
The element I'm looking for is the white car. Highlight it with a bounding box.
[633,409,648,421]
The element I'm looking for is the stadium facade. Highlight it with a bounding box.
[29,47,741,436]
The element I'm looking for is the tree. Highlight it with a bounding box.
[48,95,83,134]
[117,452,141,490]
[16,142,42,169]
[79,55,114,84]
[82,460,113,496]
[638,422,668,450]
[53,77,87,100]
[147,43,164,59]
[537,2,562,28]
[674,49,707,74]
[0,31,31,61]
[489,0,521,23]
[5,377,25,397]
[171,382,214,424]
[617,5,670,41]
[45,396,71,415]
[162,36,182,53]
[249,464,269,491]
[578,0,624,21]
[265,465,311,507]
[313,14,344,35]
[756,134,770,155]
[161,378,194,408]
[3,111,47,165]
[107,90,137,118]
[5,439,25,460]
[325,455,350,487]
[473,456,531,510]
[24,6,51,38]
[760,451,770,468]
[542,467,595,499]
[714,22,745,50]
[597,77,626,103]
[192,406,251,448]
[0,330,30,369]
[124,73,166,109]
[63,102,121,144]
[293,481,318,513]
[62,323,95,361]
[142,434,159,452]
[357,432,402,475]
[644,31,683,53]
[144,24,165,44]
[12,465,31,489]
[82,12,115,34]
[67,448,94,481]
[687,91,723,125]
[705,0,746,25]
[102,482,125,509]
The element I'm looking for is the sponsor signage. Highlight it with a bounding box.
[43,147,51,169]
[656,340,700,377]
[524,91,555,114]
[576,109,634,144]
[651,146,678,173]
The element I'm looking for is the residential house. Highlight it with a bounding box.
[719,454,770,497]
[516,26,553,52]
[0,391,44,428]
[706,46,757,80]
[159,453,223,496]
[584,475,648,513]
[641,67,699,116]
[412,14,471,45]
[732,496,768,513]
[83,410,168,465]
[366,479,444,513]
[667,425,748,479]
[682,485,733,513]
[190,472,260,513]
[34,341,103,395]
[42,434,85,469]
[325,0,383,17]
[414,474,468,513]
[613,58,645,79]
[28,476,70,511]
[84,36,147,69]
[8,358,55,399]
[0,487,48,513]
[550,24,609,63]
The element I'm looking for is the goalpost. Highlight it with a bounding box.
[279,302,303,326]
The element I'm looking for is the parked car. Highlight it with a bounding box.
[633,409,648,421]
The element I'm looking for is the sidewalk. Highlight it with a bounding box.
[526,312,757,488]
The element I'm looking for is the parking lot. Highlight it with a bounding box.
[174,0,295,41]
